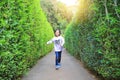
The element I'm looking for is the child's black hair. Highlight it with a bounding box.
[54,29,61,36]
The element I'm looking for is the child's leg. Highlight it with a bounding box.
[55,52,59,66]
[58,51,62,63]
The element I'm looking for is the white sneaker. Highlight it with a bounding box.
[58,63,61,67]
[55,65,60,70]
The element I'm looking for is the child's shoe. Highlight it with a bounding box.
[58,63,61,67]
[55,65,60,70]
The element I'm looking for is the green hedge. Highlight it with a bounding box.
[0,0,54,80]
[65,0,120,80]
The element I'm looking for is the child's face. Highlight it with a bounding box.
[55,30,60,37]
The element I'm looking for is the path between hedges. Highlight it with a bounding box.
[22,49,97,80]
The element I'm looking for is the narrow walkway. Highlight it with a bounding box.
[22,49,97,80]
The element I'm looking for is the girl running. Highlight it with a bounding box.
[47,29,65,70]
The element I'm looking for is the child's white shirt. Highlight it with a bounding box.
[47,36,65,51]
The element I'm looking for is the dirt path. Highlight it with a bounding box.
[22,49,97,80]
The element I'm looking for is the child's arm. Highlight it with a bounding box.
[61,37,65,46]
[47,38,54,44]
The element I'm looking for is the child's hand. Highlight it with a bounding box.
[47,42,49,44]
[46,40,52,44]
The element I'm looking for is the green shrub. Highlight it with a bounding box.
[65,0,120,79]
[0,0,54,80]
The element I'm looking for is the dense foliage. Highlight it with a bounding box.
[40,0,73,33]
[65,0,120,80]
[0,0,54,80]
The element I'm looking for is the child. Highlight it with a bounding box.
[47,29,65,70]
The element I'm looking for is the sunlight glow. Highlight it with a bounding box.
[57,0,78,6]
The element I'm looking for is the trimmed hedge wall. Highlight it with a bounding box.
[65,0,120,80]
[0,0,54,80]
